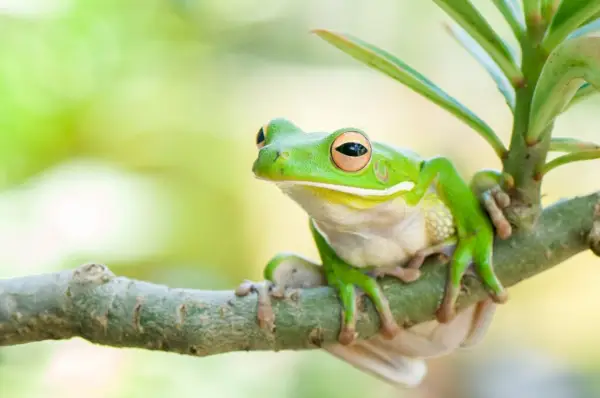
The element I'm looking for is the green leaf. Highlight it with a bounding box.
[445,23,516,111]
[431,0,523,85]
[583,11,600,26]
[492,0,526,37]
[541,0,561,26]
[543,0,600,50]
[527,31,600,144]
[550,137,600,152]
[541,149,600,176]
[523,0,541,19]
[568,17,600,39]
[565,82,599,110]
[312,29,507,158]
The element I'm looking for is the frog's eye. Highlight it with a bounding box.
[331,131,371,172]
[256,126,266,149]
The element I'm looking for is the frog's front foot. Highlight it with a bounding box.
[481,186,512,239]
[328,262,400,345]
[471,170,513,239]
[235,280,299,332]
[435,233,508,324]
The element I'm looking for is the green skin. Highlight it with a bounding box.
[250,118,510,345]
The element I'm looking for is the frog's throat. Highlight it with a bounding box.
[266,179,416,198]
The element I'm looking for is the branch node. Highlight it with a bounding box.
[308,327,325,347]
[72,263,115,288]
[133,297,144,333]
[94,314,109,333]
[12,311,22,322]
[176,303,187,328]
[512,76,526,89]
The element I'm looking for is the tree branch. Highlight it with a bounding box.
[1,192,599,356]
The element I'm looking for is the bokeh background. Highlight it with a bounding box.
[0,0,599,397]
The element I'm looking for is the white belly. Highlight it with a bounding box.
[277,183,446,269]
[313,208,430,268]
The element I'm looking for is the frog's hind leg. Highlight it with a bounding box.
[460,298,497,348]
[325,339,428,388]
[323,298,494,388]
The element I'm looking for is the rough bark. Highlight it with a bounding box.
[1,192,599,357]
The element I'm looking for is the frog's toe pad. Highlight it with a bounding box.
[436,305,456,324]
[491,290,509,304]
[399,268,421,283]
[234,280,256,296]
[339,325,357,346]
[482,189,512,239]
[492,187,511,208]
[381,319,401,340]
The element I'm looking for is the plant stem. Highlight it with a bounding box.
[502,20,551,229]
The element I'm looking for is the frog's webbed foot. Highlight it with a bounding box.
[471,169,513,239]
[370,239,457,283]
[328,262,400,345]
[324,297,497,387]
[481,186,512,239]
[436,233,508,324]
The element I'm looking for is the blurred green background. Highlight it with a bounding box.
[0,0,599,397]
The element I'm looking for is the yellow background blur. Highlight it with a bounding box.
[0,0,599,397]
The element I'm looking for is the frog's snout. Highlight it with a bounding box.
[253,145,289,178]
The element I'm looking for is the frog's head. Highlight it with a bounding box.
[252,118,421,209]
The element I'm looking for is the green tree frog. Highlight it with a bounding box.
[237,118,509,350]
[238,254,496,386]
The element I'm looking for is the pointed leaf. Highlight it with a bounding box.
[562,19,600,110]
[445,23,516,111]
[565,82,598,110]
[583,11,600,26]
[550,137,600,152]
[431,0,523,84]
[568,17,600,39]
[543,0,600,50]
[527,31,600,143]
[523,0,541,19]
[312,29,507,157]
[542,149,600,176]
[541,0,561,26]
[492,0,526,37]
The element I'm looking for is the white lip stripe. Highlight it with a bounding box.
[276,179,415,197]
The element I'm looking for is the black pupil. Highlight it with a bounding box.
[335,142,367,157]
[256,127,265,145]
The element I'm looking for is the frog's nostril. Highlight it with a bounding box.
[274,150,290,161]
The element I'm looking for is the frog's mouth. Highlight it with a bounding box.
[269,178,415,198]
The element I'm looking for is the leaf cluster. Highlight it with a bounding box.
[313,0,600,227]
